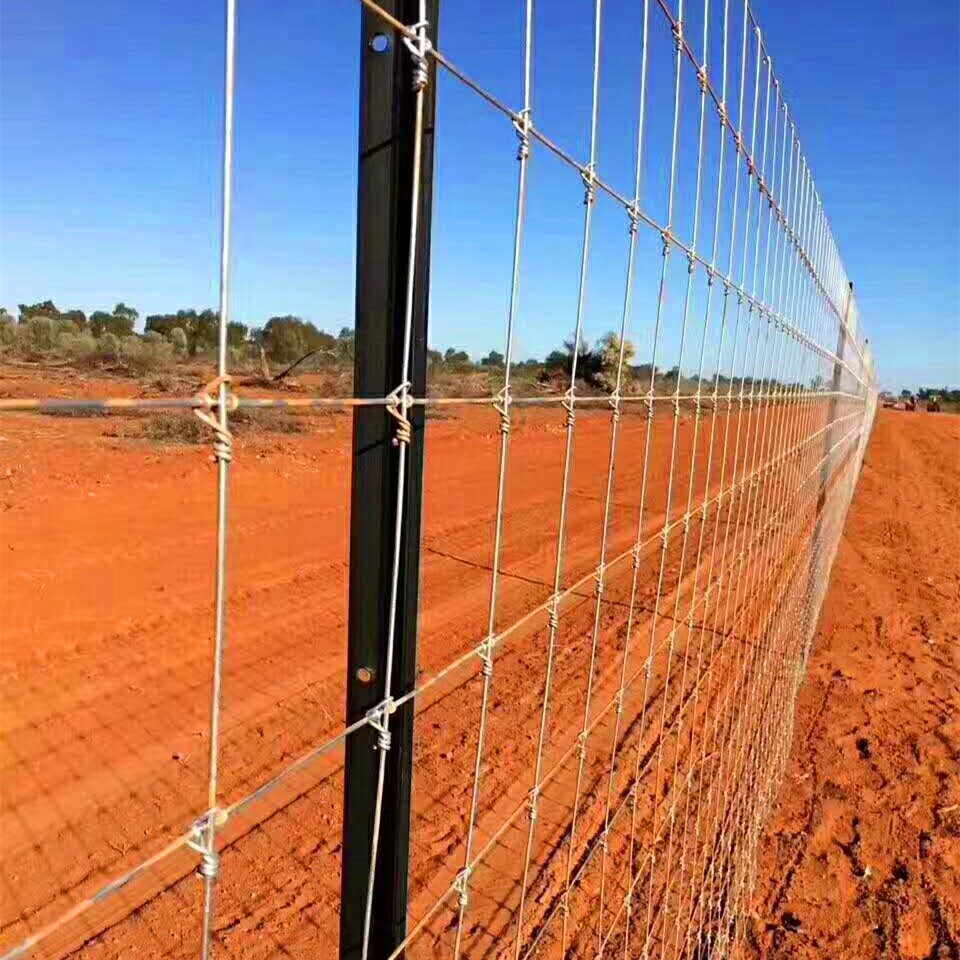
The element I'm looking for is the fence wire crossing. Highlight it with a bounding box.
[0,0,877,958]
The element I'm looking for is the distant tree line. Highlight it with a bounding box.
[2,299,811,397]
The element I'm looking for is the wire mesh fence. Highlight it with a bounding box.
[0,0,877,958]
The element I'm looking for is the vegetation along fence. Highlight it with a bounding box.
[1,0,878,958]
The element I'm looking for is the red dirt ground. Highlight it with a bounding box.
[1,367,951,959]
[744,409,960,959]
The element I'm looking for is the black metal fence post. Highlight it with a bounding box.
[340,3,438,959]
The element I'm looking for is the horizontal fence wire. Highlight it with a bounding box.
[0,0,878,957]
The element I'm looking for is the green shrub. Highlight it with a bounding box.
[168,327,189,356]
[118,335,175,372]
[58,331,97,362]
[17,316,59,354]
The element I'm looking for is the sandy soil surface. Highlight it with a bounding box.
[0,365,895,959]
[743,409,960,959]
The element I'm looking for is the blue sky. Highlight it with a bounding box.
[1,0,957,390]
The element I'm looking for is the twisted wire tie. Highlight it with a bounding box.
[577,731,589,760]
[402,19,432,92]
[594,563,606,598]
[734,130,744,156]
[478,637,494,678]
[645,392,655,422]
[608,389,621,424]
[454,868,470,909]
[193,374,238,463]
[696,65,708,93]
[614,689,624,716]
[386,381,413,446]
[672,18,684,50]
[561,388,577,428]
[493,385,511,436]
[512,108,531,161]
[547,593,561,632]
[581,162,597,206]
[632,543,642,571]
[717,99,729,126]
[705,263,716,287]
[627,202,641,235]
[527,786,540,822]
[366,698,396,752]
[660,227,673,257]
[186,809,225,881]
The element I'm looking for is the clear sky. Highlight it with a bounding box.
[1,0,957,391]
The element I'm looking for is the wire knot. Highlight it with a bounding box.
[527,786,540,822]
[581,163,597,206]
[672,18,684,50]
[386,382,413,446]
[366,698,396,751]
[696,66,708,93]
[561,388,577,428]
[512,109,531,161]
[493,385,512,436]
[594,563,606,598]
[660,228,673,257]
[547,594,561,633]
[478,637,494,678]
[608,390,622,424]
[187,810,225,883]
[454,868,471,908]
[402,20,432,91]
[193,375,237,464]
[627,202,641,235]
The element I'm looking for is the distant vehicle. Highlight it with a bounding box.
[904,395,916,412]
[927,394,941,413]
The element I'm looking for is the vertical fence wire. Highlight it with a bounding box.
[512,0,604,952]
[197,1,237,956]
[451,0,533,950]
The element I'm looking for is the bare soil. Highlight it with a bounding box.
[743,409,960,959]
[2,366,951,959]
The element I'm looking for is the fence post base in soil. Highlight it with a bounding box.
[340,2,439,958]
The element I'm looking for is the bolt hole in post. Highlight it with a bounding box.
[370,32,391,54]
